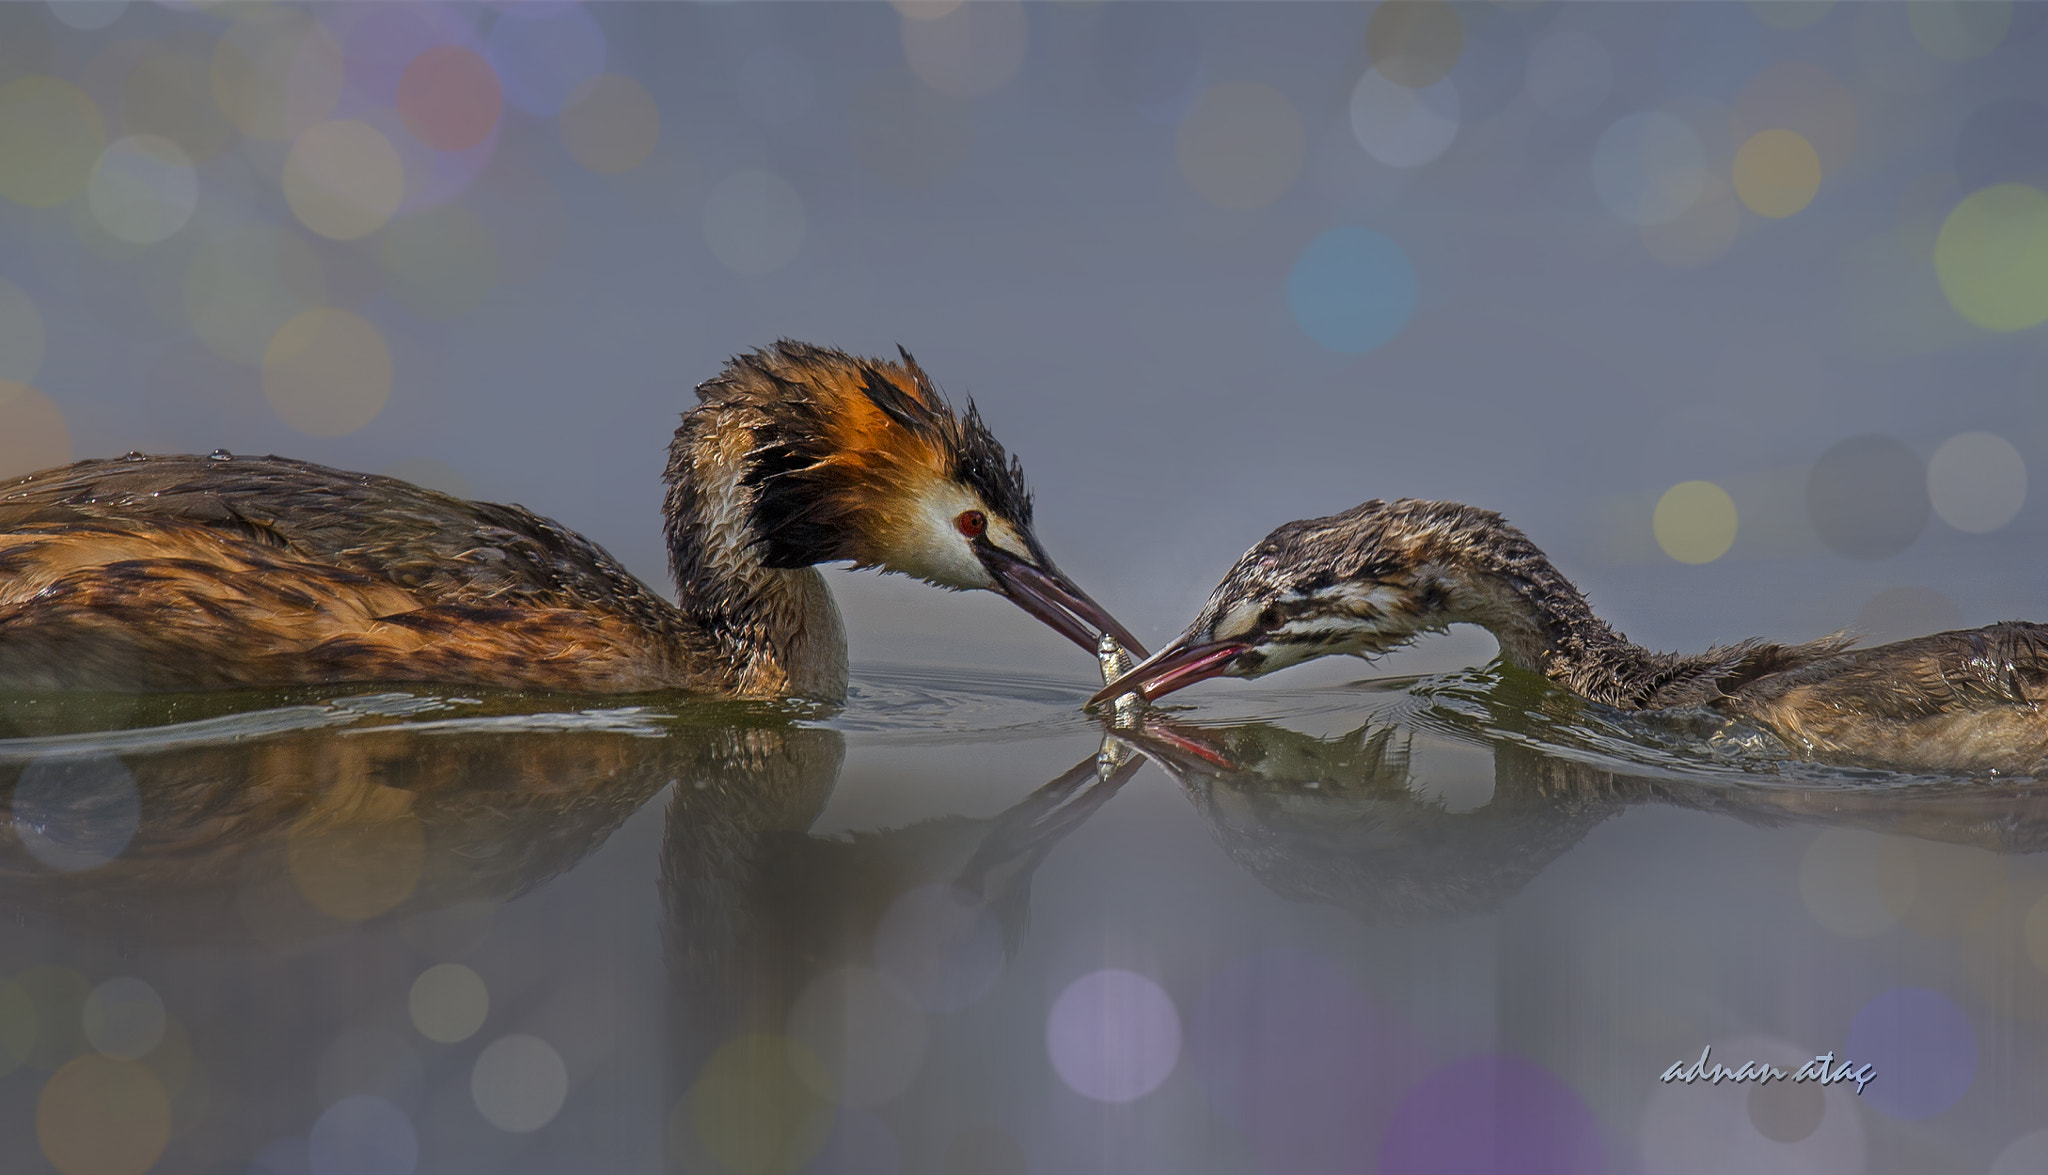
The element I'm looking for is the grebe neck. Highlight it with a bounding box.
[1440,528,1664,708]
[661,424,849,700]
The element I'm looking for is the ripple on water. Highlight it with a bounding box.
[0,687,787,759]
[830,664,1099,744]
[1406,662,2028,790]
[0,662,2023,792]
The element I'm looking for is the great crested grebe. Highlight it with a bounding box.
[1095,498,2048,774]
[0,341,1140,699]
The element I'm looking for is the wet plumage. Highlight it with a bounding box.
[0,342,1135,699]
[1098,498,2048,774]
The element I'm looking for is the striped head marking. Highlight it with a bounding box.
[1091,500,1484,706]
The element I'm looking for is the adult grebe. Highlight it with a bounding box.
[0,341,1141,698]
[1094,498,2048,774]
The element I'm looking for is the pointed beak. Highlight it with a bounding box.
[976,544,1148,659]
[1087,634,1249,709]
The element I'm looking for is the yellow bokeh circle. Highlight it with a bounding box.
[262,309,394,438]
[409,963,490,1044]
[282,120,405,241]
[1652,480,1738,564]
[1934,183,2048,332]
[686,1034,834,1175]
[37,1055,172,1175]
[1732,129,1822,219]
[0,76,107,208]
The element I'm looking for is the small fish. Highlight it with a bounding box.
[1097,633,1145,731]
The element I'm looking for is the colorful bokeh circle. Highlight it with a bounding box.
[1045,969,1181,1103]
[1380,1053,1604,1175]
[1287,227,1418,355]
[1842,986,1976,1120]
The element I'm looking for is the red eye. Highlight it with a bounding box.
[955,510,987,538]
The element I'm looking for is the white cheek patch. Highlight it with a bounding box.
[893,483,995,590]
[1263,582,1429,655]
[1273,616,1365,642]
[1254,642,1322,672]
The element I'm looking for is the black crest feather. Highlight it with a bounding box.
[690,341,1036,570]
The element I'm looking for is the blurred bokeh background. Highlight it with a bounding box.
[6,4,2048,1174]
[3,0,2045,680]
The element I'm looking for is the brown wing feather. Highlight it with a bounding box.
[1628,633,1860,709]
[0,456,723,692]
[1,454,682,627]
[1728,623,2048,773]
[0,523,711,692]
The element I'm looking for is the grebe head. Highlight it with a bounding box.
[687,341,1144,656]
[1091,499,1519,705]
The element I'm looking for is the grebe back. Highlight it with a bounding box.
[0,342,1139,699]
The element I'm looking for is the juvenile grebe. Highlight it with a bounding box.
[1095,498,2048,774]
[0,341,1140,698]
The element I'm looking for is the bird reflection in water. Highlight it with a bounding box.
[0,690,1141,1172]
[0,690,759,943]
[3,677,2048,1170]
[1117,665,2048,926]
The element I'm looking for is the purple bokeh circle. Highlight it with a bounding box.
[486,4,606,117]
[308,1095,417,1175]
[1189,949,1427,1173]
[1843,986,1976,1120]
[1047,969,1182,1103]
[1381,1054,1605,1175]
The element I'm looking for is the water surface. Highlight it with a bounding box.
[3,662,2044,1175]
